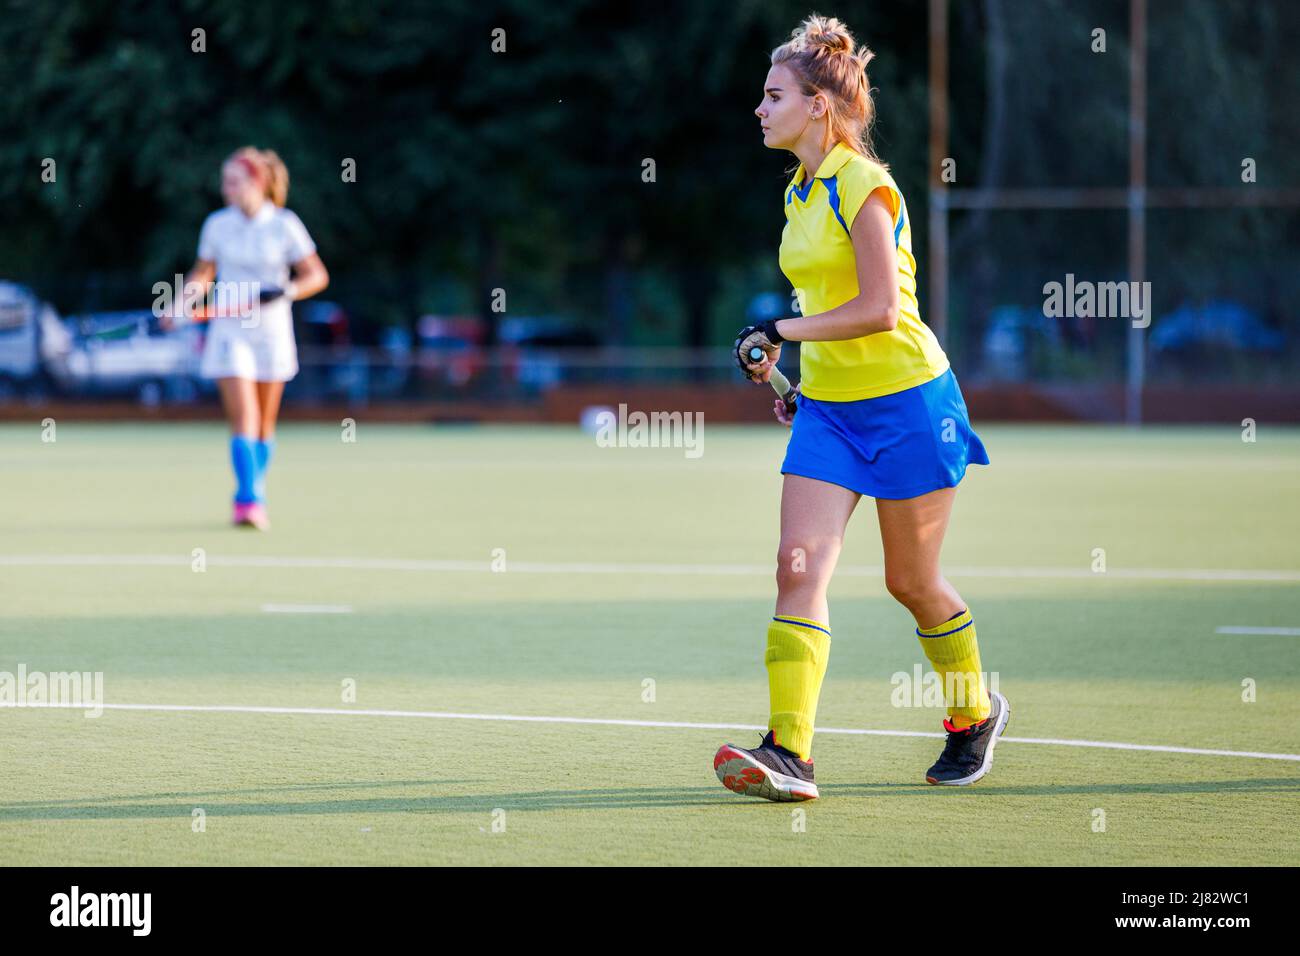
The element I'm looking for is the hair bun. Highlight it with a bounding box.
[799,14,855,56]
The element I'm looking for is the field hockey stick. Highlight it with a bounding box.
[749,346,797,413]
[169,286,287,326]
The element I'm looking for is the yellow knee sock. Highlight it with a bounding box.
[916,608,990,729]
[766,615,831,760]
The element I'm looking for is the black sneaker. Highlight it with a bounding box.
[714,731,819,801]
[925,691,1010,786]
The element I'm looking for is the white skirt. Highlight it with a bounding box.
[199,312,299,383]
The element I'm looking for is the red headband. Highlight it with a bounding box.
[235,156,266,184]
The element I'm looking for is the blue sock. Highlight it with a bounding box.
[254,438,275,503]
[230,435,258,504]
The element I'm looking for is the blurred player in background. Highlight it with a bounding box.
[715,16,1006,801]
[175,147,329,529]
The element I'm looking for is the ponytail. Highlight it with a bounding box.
[226,146,290,206]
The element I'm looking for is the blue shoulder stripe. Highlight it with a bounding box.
[823,175,849,236]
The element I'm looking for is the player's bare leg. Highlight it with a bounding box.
[218,376,268,529]
[876,488,963,628]
[218,376,259,436]
[255,380,284,442]
[715,475,860,801]
[776,474,861,623]
[878,488,1009,784]
[242,380,285,527]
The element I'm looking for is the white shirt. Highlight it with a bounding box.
[197,203,317,290]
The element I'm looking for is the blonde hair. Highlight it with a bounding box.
[226,146,290,207]
[771,14,884,165]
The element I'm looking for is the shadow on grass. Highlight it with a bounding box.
[0,779,472,809]
[0,785,740,820]
[5,776,1299,821]
[822,777,1300,797]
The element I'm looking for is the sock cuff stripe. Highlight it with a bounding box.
[917,609,972,638]
[916,619,971,639]
[773,616,831,636]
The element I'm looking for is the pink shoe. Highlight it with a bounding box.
[232,502,270,530]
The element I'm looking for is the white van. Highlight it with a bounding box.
[0,281,72,399]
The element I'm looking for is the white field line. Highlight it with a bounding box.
[1216,626,1300,636]
[8,701,1300,763]
[261,604,353,614]
[1,553,1298,582]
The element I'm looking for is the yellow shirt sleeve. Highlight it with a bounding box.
[837,159,900,233]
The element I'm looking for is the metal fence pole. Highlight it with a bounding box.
[1127,0,1148,426]
[928,0,950,348]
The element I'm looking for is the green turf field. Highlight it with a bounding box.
[2,421,1298,865]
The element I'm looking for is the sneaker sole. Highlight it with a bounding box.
[713,744,819,802]
[926,691,1011,786]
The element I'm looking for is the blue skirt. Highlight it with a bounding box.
[781,368,989,500]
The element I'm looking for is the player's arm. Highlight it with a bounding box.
[183,259,215,297]
[769,187,901,343]
[160,259,215,329]
[285,252,329,301]
[734,186,900,379]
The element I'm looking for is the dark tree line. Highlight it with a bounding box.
[1,0,1296,352]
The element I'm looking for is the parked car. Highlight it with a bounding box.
[981,305,1063,381]
[0,280,72,400]
[746,291,788,325]
[372,324,413,399]
[498,315,601,389]
[62,310,206,405]
[415,314,488,391]
[289,300,369,403]
[1150,300,1285,354]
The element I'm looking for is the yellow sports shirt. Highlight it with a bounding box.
[779,141,949,401]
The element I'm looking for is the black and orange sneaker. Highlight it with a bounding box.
[925,691,1010,785]
[714,731,819,802]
